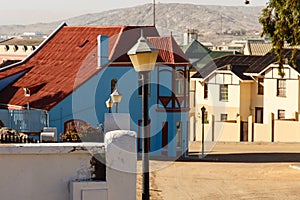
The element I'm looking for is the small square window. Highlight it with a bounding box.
[220,113,228,121]
[278,110,285,120]
[204,111,209,124]
[204,83,208,99]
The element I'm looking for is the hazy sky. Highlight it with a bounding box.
[0,0,269,25]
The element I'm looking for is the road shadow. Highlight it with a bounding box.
[181,152,300,163]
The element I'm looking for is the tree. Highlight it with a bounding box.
[259,0,300,76]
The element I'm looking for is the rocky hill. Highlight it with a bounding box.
[0,3,264,45]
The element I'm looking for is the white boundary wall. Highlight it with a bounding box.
[0,130,136,200]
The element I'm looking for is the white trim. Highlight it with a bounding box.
[259,64,299,76]
[241,80,254,83]
[243,72,259,77]
[206,70,243,82]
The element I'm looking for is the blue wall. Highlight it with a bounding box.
[49,65,188,157]
[0,70,28,91]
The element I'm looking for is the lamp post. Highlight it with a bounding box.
[110,87,122,113]
[201,106,206,158]
[127,31,158,200]
[106,97,113,113]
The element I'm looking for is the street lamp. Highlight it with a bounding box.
[105,97,113,113]
[127,31,158,200]
[201,106,206,158]
[110,87,122,113]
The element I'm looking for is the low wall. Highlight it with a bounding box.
[215,121,240,142]
[197,115,241,142]
[0,130,136,200]
[253,123,271,142]
[275,120,300,142]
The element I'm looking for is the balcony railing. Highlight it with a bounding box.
[0,109,47,133]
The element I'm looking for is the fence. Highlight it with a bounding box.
[0,109,47,133]
[0,133,39,144]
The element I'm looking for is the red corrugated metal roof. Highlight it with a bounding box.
[0,25,189,111]
[147,36,189,64]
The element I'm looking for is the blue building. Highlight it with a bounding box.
[0,23,190,157]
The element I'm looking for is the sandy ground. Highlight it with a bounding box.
[137,142,300,200]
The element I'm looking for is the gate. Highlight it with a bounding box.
[240,121,248,142]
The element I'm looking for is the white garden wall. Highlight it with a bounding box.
[0,130,136,200]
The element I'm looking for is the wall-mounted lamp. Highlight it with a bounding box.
[110,87,122,113]
[106,97,113,113]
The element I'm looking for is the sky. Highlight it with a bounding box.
[0,0,269,25]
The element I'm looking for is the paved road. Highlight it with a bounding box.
[137,142,300,200]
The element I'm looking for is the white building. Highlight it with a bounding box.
[191,49,300,142]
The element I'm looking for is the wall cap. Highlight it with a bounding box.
[0,143,105,155]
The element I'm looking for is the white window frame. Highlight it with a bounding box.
[219,84,228,101]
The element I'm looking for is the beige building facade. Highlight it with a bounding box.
[0,38,44,63]
[190,49,300,142]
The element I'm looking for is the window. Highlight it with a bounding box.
[204,83,208,99]
[220,114,228,121]
[204,111,209,124]
[138,73,150,96]
[162,122,168,148]
[277,79,286,97]
[278,110,285,120]
[258,78,264,95]
[64,119,88,133]
[255,107,263,123]
[111,79,117,93]
[219,84,228,101]
[176,122,182,148]
[175,70,184,96]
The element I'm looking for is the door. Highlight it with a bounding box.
[255,107,263,123]
[240,121,248,142]
[162,122,168,148]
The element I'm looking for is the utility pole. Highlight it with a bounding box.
[153,0,156,26]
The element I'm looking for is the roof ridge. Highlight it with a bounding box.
[109,26,126,60]
[169,36,175,63]
[0,37,15,44]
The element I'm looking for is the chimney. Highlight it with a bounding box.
[97,35,109,67]
[183,29,198,45]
